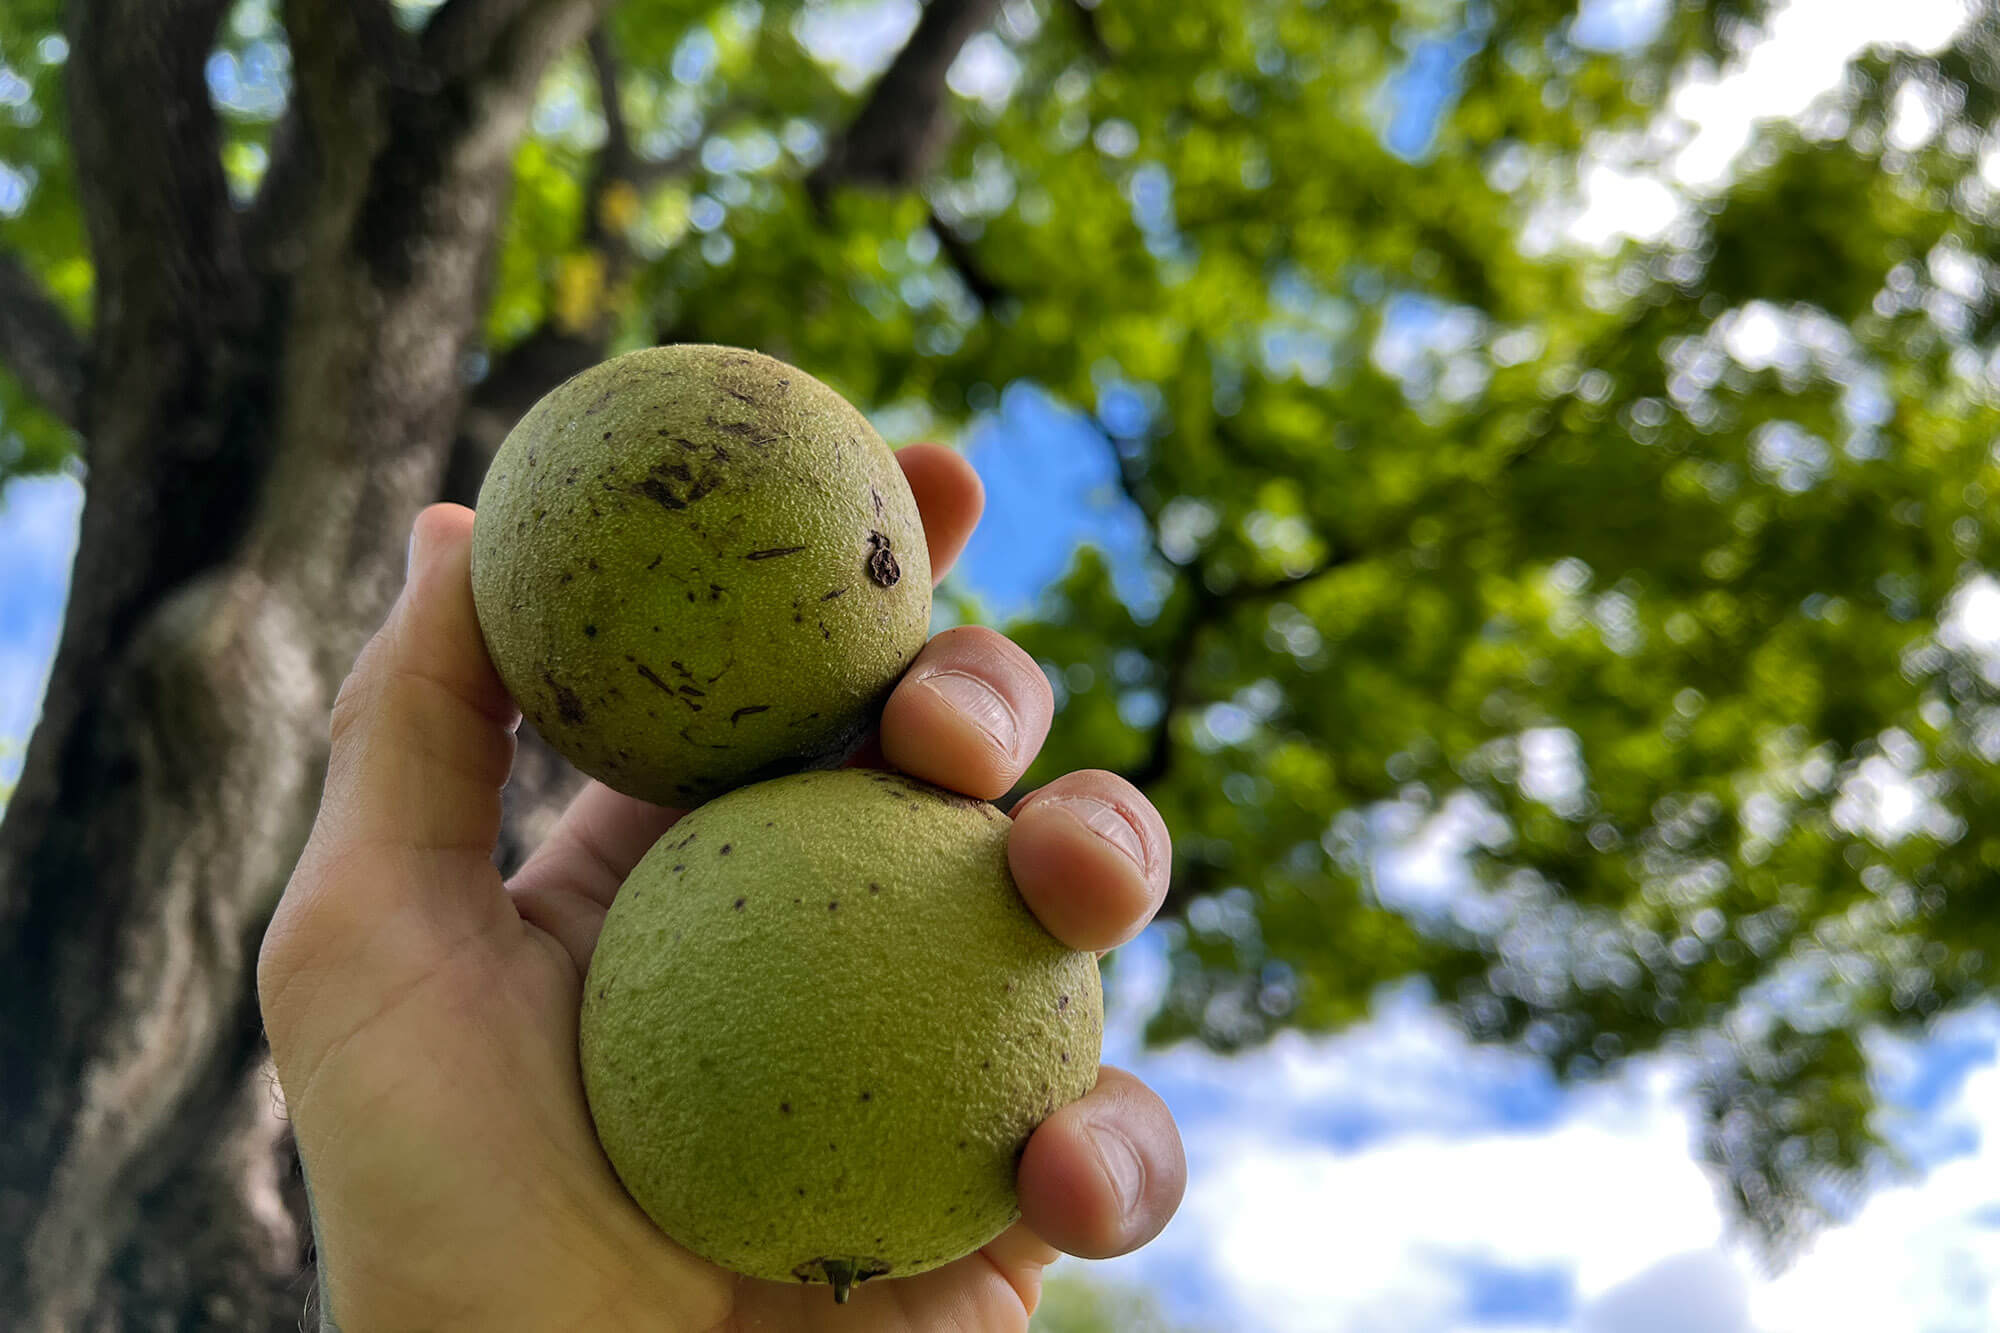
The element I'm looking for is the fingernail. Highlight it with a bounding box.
[406,520,426,580]
[921,670,1019,759]
[1094,1124,1144,1222]
[1038,795,1146,872]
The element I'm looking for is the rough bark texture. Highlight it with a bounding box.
[0,0,1000,1326]
[0,0,604,1326]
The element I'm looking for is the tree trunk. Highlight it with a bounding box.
[0,1,602,1326]
[0,0,1000,1323]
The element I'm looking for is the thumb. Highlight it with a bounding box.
[315,504,518,863]
[264,506,519,1021]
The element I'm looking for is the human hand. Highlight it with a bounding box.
[257,444,1186,1331]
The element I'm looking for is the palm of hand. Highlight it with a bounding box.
[260,449,1182,1331]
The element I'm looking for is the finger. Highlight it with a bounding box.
[896,442,983,586]
[261,506,519,1056]
[1016,1066,1186,1260]
[293,504,517,911]
[1008,771,1171,952]
[508,782,685,908]
[979,1219,1061,1279]
[879,626,1053,800]
[509,881,608,976]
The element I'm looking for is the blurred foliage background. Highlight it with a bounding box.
[5,0,2000,1313]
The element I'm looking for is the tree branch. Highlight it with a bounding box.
[66,0,249,400]
[928,207,1008,307]
[1064,0,1113,61]
[809,0,1005,198]
[585,26,631,189]
[0,255,87,432]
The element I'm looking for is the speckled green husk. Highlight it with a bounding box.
[470,345,931,806]
[579,770,1104,1298]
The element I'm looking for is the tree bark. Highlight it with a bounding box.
[0,0,1005,1323]
[0,0,602,1326]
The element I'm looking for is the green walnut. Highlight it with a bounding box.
[580,769,1104,1303]
[471,344,931,806]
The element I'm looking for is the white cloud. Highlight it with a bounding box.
[947,32,1020,111]
[1750,1013,2000,1333]
[1098,932,2000,1332]
[1668,0,1969,189]
[1580,1249,1753,1333]
[791,0,920,93]
[1098,1041,1736,1332]
[1560,0,1973,248]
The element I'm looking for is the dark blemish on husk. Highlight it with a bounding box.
[723,385,755,404]
[679,725,730,750]
[981,1059,991,1069]
[635,663,676,696]
[868,881,881,894]
[559,571,574,585]
[731,705,770,724]
[638,478,686,511]
[601,431,612,441]
[829,900,838,911]
[733,897,745,910]
[866,531,900,586]
[673,864,685,873]
[1057,994,1071,1011]
[587,557,600,571]
[859,1090,870,1101]
[780,1102,792,1113]
[646,554,663,570]
[583,624,597,637]
[871,486,885,518]
[720,844,732,854]
[1062,1052,1071,1063]
[678,683,706,698]
[822,587,846,601]
[793,613,803,623]
[543,673,586,725]
[709,583,725,600]
[585,389,614,415]
[747,546,808,560]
